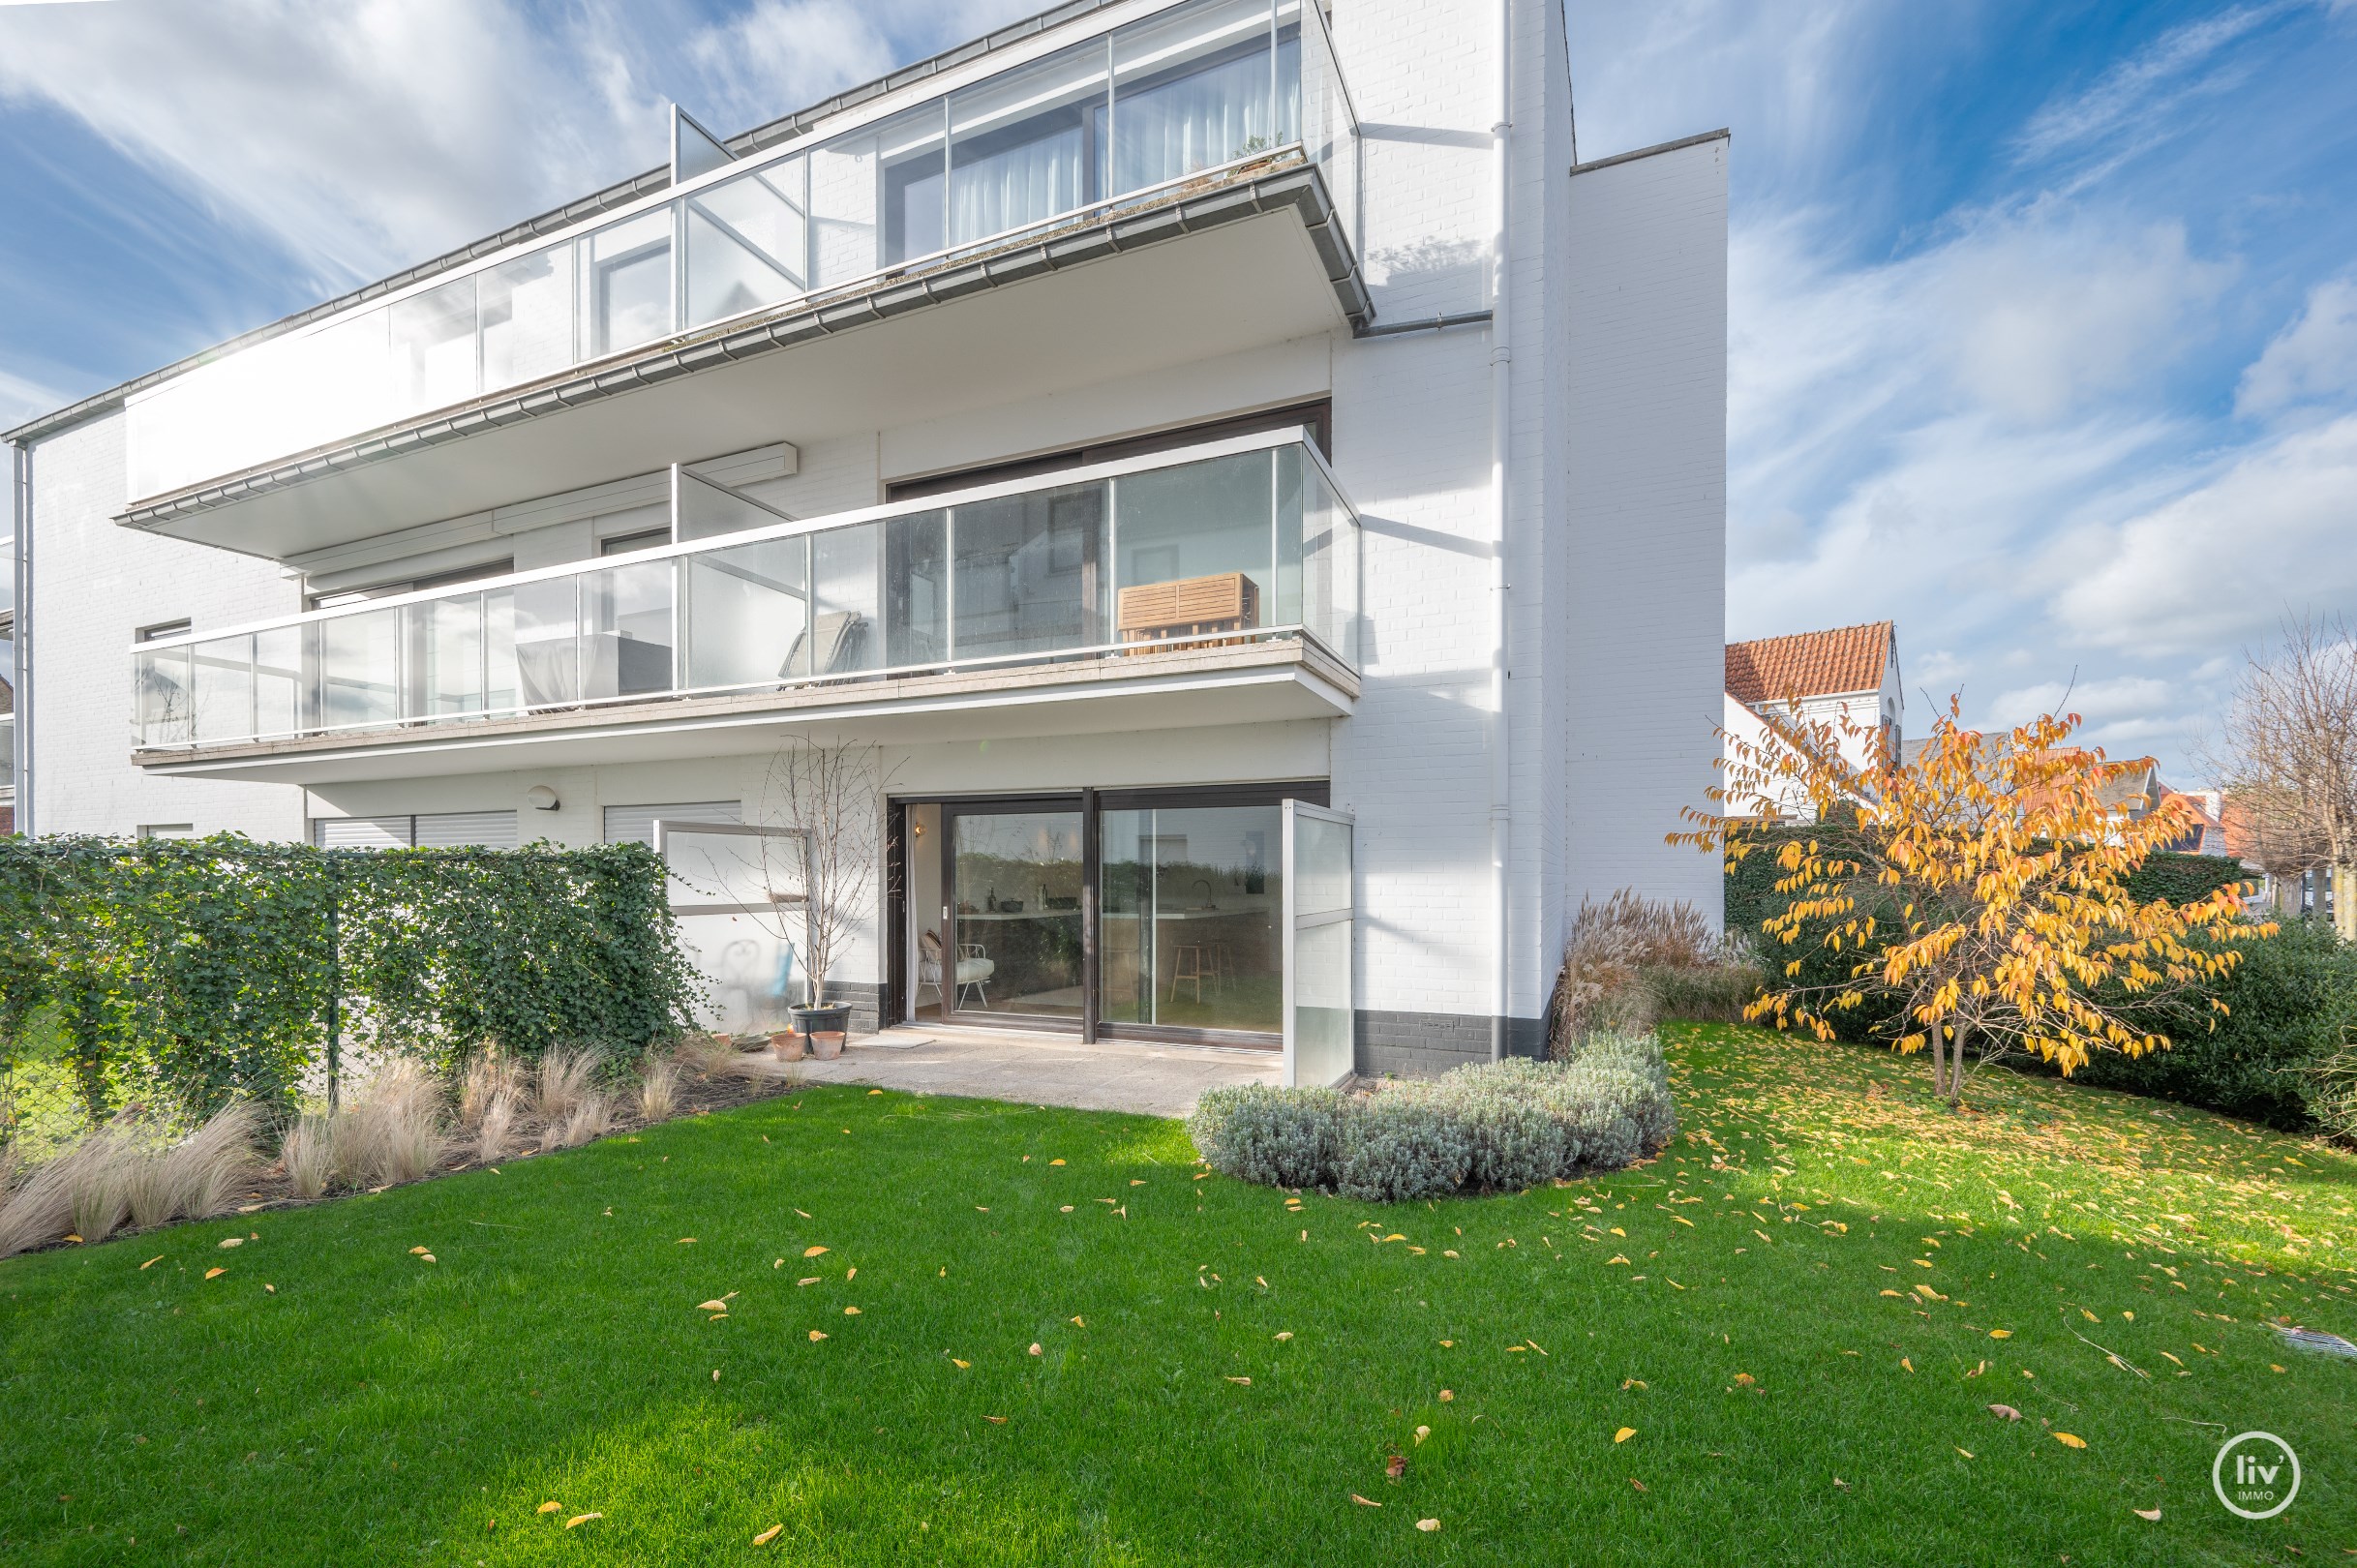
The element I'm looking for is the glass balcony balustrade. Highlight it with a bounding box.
[130,433,1360,751]
[126,0,1358,504]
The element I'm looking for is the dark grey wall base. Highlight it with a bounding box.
[819,980,884,1037]
[1354,1010,1549,1077]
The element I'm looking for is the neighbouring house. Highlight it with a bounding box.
[1,0,1729,1083]
[1721,621,1902,815]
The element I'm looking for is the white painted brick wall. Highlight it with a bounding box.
[1558,136,1731,926]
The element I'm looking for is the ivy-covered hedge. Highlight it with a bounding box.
[0,834,700,1126]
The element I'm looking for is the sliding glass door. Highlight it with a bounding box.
[909,785,1333,1047]
[943,801,1086,1023]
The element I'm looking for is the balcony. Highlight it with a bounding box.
[122,0,1364,561]
[131,431,1359,782]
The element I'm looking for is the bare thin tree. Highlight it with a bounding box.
[752,739,894,1008]
[2214,616,2357,939]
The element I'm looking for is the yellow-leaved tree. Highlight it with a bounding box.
[1673,697,2265,1103]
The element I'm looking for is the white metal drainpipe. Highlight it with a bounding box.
[1488,0,1514,1061]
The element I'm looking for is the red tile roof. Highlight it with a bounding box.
[1726,622,1893,706]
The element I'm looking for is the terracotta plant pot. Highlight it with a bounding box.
[770,1030,806,1063]
[810,1032,844,1061]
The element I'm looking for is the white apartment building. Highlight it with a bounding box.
[3,0,1725,1082]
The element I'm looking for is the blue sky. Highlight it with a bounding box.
[3,0,2354,781]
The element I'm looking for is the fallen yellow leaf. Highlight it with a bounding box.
[843,1307,860,1315]
[1989,1329,2012,1339]
[807,1330,829,1342]
[1028,1342,1043,1357]
[203,1267,226,1280]
[1275,1331,1293,1342]
[696,1300,729,1312]
[408,1246,429,1255]
[1225,1375,1252,1385]
[218,1237,243,1250]
[1049,1158,1066,1166]
[802,1246,828,1257]
[564,1513,601,1529]
[2052,1432,2086,1449]
[950,1358,970,1369]
[2132,1507,2161,1522]
[753,1523,784,1545]
[1350,1493,1381,1508]
[139,1256,162,1270]
[537,1501,561,1514]
[1614,1428,1636,1443]
[1416,1519,1440,1532]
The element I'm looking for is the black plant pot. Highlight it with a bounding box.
[790,1003,853,1040]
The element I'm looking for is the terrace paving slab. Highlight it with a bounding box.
[740,1026,1280,1119]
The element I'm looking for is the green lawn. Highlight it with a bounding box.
[3,1024,2352,1565]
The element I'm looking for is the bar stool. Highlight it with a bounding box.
[1168,945,1212,1003]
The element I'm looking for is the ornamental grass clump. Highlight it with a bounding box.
[1189,1036,1678,1200]
[0,1102,258,1256]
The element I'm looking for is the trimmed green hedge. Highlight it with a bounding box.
[2065,918,2357,1130]
[2125,851,2253,907]
[0,834,700,1129]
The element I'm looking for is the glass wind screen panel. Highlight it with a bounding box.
[409,592,487,719]
[481,242,574,391]
[389,274,479,418]
[512,577,579,707]
[582,560,675,700]
[885,510,948,667]
[1290,0,1354,247]
[255,626,304,738]
[1286,805,1353,1087]
[581,210,674,358]
[1111,449,1274,643]
[1283,446,1357,665]
[134,647,193,745]
[191,635,255,744]
[1100,802,1282,1034]
[952,482,1104,660]
[950,809,1084,1020]
[686,158,810,329]
[1113,0,1276,196]
[317,607,401,730]
[809,524,880,676]
[687,536,808,690]
[949,40,1108,248]
[676,467,783,544]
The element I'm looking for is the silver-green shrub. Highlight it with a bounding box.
[1391,1064,1573,1190]
[1334,1098,1470,1202]
[1188,1034,1677,1200]
[1189,1083,1349,1189]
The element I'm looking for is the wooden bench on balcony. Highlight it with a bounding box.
[1115,572,1260,652]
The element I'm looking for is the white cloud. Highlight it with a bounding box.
[2050,412,2357,654]
[0,0,659,289]
[2236,275,2357,415]
[686,0,899,133]
[2011,5,2279,166]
